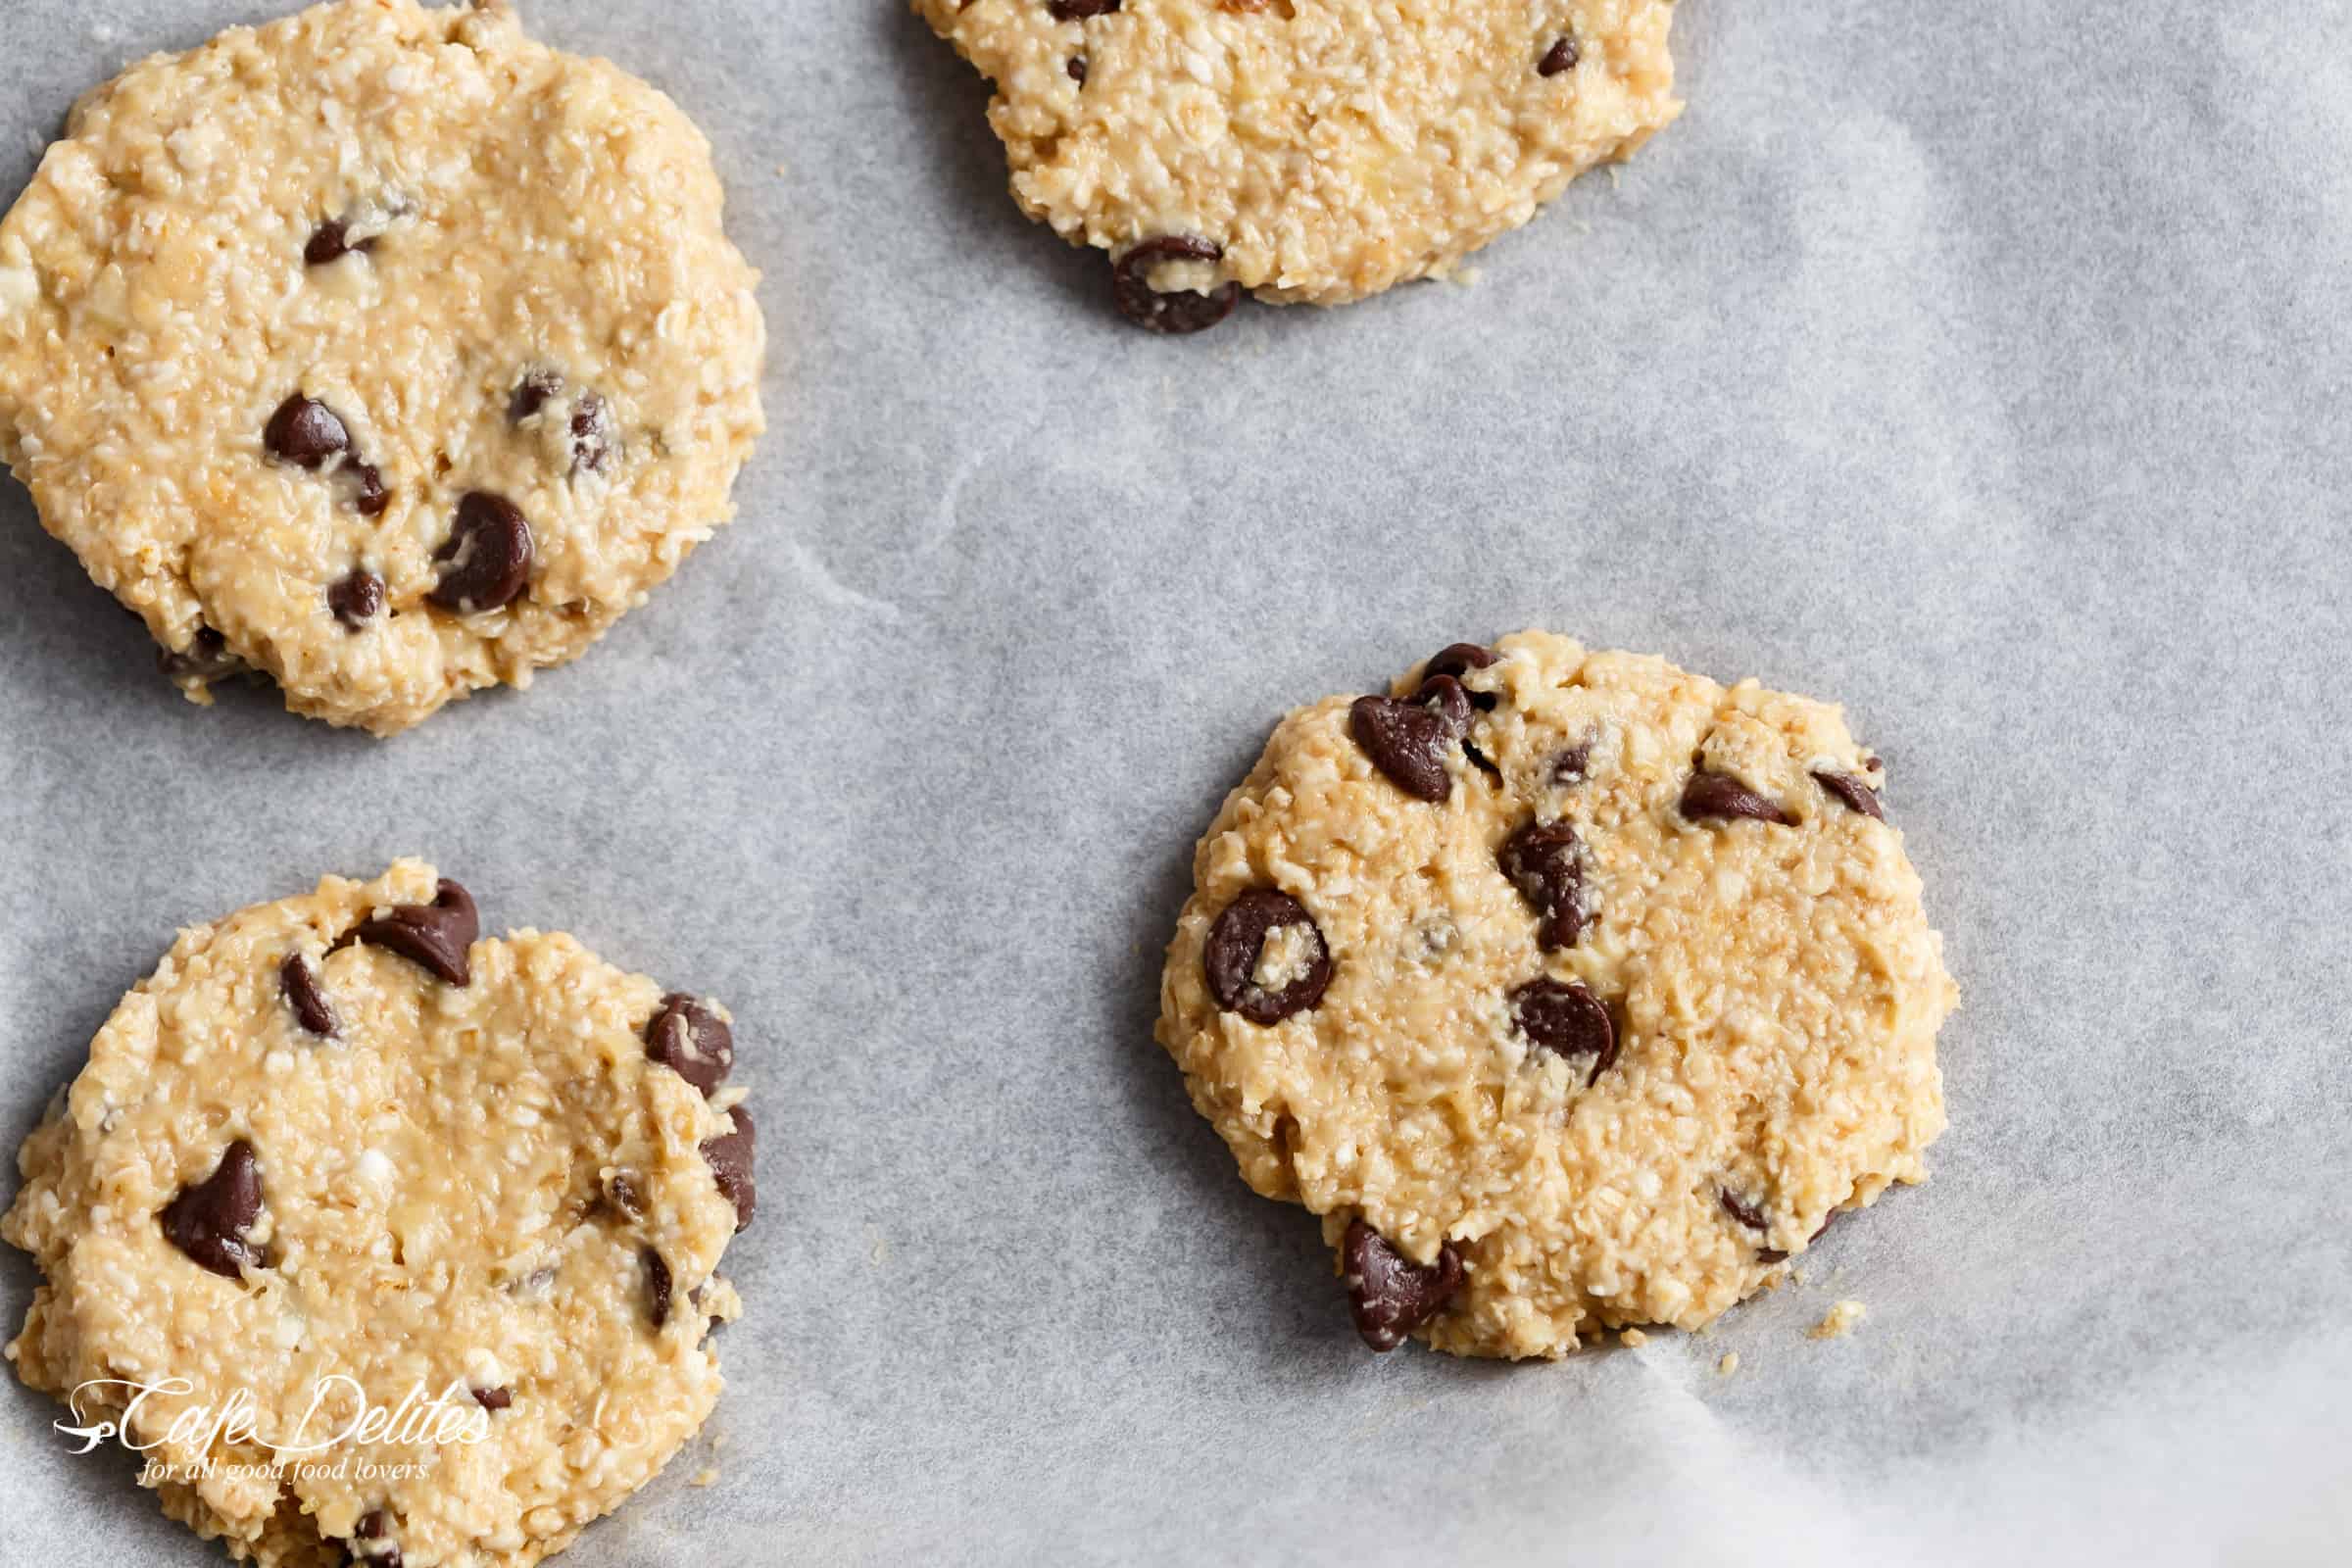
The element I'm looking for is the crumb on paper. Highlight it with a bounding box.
[691,1468,719,1489]
[1717,1351,1739,1376]
[1809,1299,1867,1340]
[1619,1327,1647,1348]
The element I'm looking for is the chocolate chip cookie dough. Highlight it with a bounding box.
[914,1,1683,330]
[0,0,766,735]
[3,861,757,1566]
[1157,633,1956,1358]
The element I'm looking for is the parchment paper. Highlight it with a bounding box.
[3,3,2348,1563]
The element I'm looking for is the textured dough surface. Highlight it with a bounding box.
[914,0,1682,306]
[0,0,766,735]
[1157,632,1957,1358]
[2,860,751,1567]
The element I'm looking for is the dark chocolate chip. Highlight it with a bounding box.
[643,1247,672,1330]
[1203,888,1332,1025]
[1342,1218,1465,1352]
[1496,819,1588,951]
[158,626,241,682]
[1539,36,1580,76]
[352,878,478,986]
[1813,769,1886,821]
[1508,977,1617,1085]
[265,395,353,468]
[510,369,563,423]
[327,569,384,630]
[346,1508,400,1567]
[1752,1203,1836,1264]
[279,953,338,1037]
[702,1106,757,1233]
[160,1140,264,1279]
[1049,0,1121,18]
[304,219,377,267]
[1549,736,1594,785]
[1068,55,1088,82]
[471,1385,512,1411]
[646,994,735,1097]
[1721,1189,1769,1232]
[1680,770,1796,826]
[1348,674,1473,802]
[1112,236,1240,335]
[428,492,533,613]
[568,391,613,473]
[604,1172,645,1220]
[1422,643,1497,710]
[350,463,389,516]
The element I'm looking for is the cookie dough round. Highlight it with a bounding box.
[914,0,1682,320]
[0,0,766,735]
[2,860,756,1567]
[1157,633,1956,1359]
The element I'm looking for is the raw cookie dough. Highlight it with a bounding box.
[2,860,758,1567]
[0,0,766,735]
[1156,632,1956,1359]
[913,0,1682,329]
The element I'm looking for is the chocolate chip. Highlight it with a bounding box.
[1203,888,1332,1025]
[1068,55,1088,82]
[1422,643,1497,710]
[604,1171,645,1220]
[568,391,613,473]
[1111,236,1241,335]
[160,1140,264,1279]
[265,395,353,468]
[1680,770,1796,826]
[1539,36,1580,76]
[1049,0,1121,17]
[1508,978,1616,1085]
[158,626,241,682]
[1349,674,1473,802]
[1496,819,1588,951]
[304,219,378,267]
[327,569,384,630]
[346,1508,400,1567]
[351,463,389,516]
[428,493,533,613]
[643,1247,672,1330]
[471,1386,512,1411]
[646,994,735,1097]
[510,369,563,423]
[1342,1219,1465,1352]
[1549,736,1594,785]
[702,1106,757,1233]
[352,878,478,986]
[1813,770,1886,821]
[279,953,338,1037]
[1720,1190,1769,1232]
[1748,1200,1836,1264]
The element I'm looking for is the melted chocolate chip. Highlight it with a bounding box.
[1496,819,1588,951]
[1549,736,1594,785]
[280,953,338,1037]
[1508,978,1616,1085]
[327,569,384,630]
[1068,55,1088,82]
[428,493,533,613]
[1343,1219,1465,1352]
[160,1140,264,1279]
[1680,770,1796,826]
[471,1386,512,1411]
[1049,0,1122,17]
[158,627,241,682]
[1720,1190,1769,1232]
[1539,36,1580,76]
[702,1106,758,1233]
[265,395,352,468]
[1112,236,1241,335]
[1203,888,1332,1025]
[646,994,735,1097]
[1813,769,1886,821]
[1422,643,1497,710]
[304,219,377,267]
[643,1247,673,1330]
[1349,674,1473,802]
[351,878,478,986]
